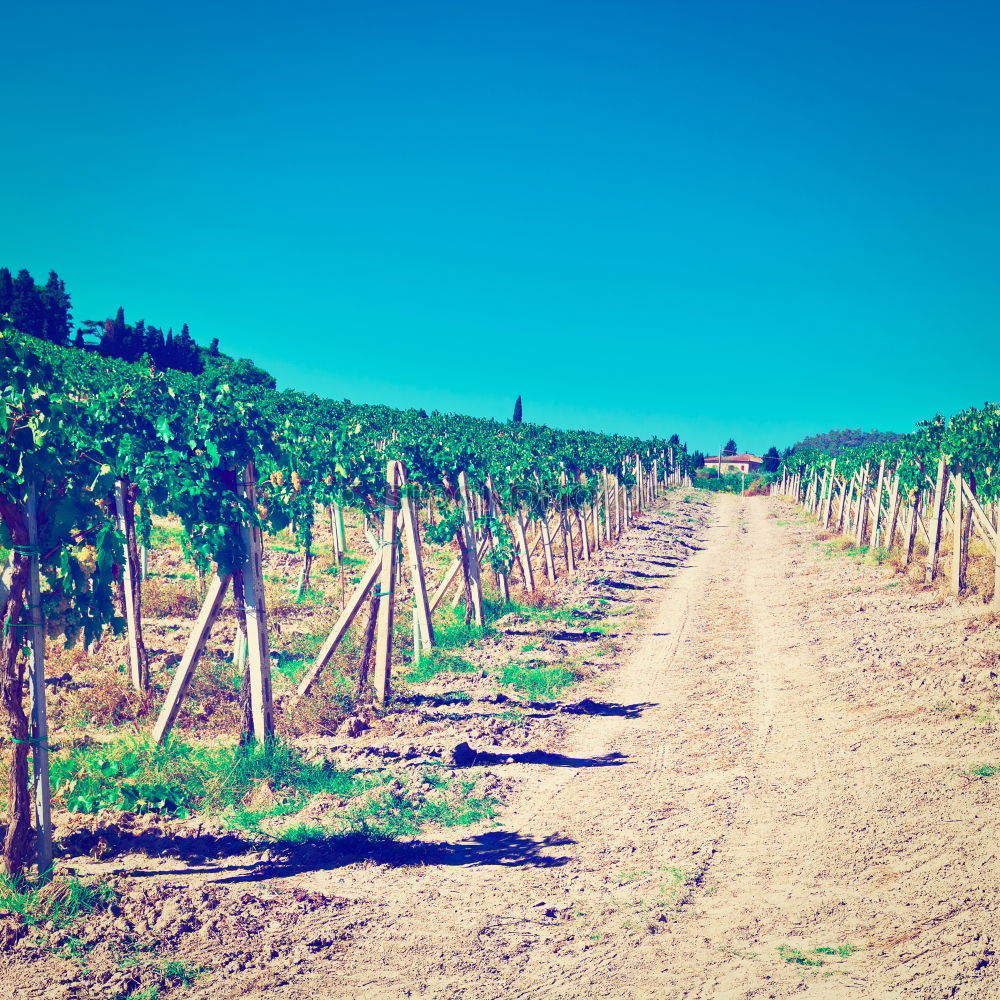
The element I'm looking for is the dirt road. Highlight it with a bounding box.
[240,493,998,999]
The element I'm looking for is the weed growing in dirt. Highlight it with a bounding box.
[0,874,114,929]
[777,943,856,966]
[51,736,369,820]
[974,708,996,731]
[499,661,578,700]
[407,649,480,684]
[777,945,824,967]
[162,959,208,986]
[277,772,498,843]
[970,762,1000,777]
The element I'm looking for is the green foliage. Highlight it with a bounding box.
[0,874,114,928]
[407,649,480,684]
[51,736,366,819]
[499,661,578,700]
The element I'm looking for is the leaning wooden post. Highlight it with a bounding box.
[237,462,274,741]
[924,456,948,584]
[538,509,557,583]
[297,556,380,695]
[26,485,53,876]
[457,471,485,625]
[373,460,401,704]
[512,506,535,591]
[152,573,233,742]
[903,490,919,566]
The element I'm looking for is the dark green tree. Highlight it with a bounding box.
[11,269,44,337]
[99,306,128,357]
[723,438,737,456]
[40,271,71,345]
[513,395,523,423]
[763,446,781,472]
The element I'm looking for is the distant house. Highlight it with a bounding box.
[703,453,764,475]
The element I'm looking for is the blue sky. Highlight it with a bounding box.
[3,0,998,454]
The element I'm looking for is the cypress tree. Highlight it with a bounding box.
[40,271,72,345]
[723,438,737,456]
[100,307,128,357]
[11,268,44,337]
[145,325,165,362]
[73,329,85,349]
[512,395,523,423]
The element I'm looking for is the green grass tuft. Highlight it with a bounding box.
[499,661,578,700]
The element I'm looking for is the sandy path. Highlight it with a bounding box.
[254,492,997,1000]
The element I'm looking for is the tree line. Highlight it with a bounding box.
[1,266,206,375]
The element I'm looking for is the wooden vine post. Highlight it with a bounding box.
[511,506,535,591]
[951,462,966,595]
[26,485,53,875]
[924,457,948,584]
[114,478,149,692]
[603,468,612,543]
[869,460,886,548]
[237,463,274,740]
[822,459,837,527]
[484,476,511,602]
[373,460,400,704]
[458,471,485,626]
[152,573,233,743]
[153,460,273,744]
[398,462,435,653]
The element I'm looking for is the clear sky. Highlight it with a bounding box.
[4,0,998,455]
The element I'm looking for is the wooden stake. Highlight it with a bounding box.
[373,461,401,704]
[924,457,948,585]
[237,463,274,741]
[484,476,510,603]
[152,573,233,743]
[903,490,919,566]
[298,556,380,695]
[951,464,966,596]
[539,510,557,583]
[457,472,485,626]
[869,460,886,548]
[26,485,52,875]
[512,507,535,591]
[430,538,490,614]
[114,478,148,692]
[399,462,435,647]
